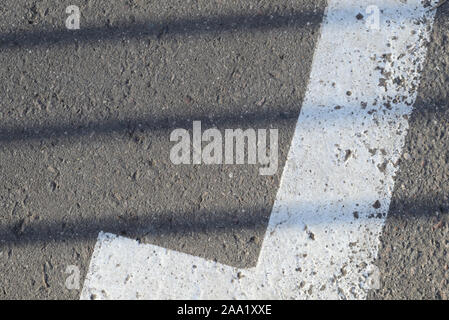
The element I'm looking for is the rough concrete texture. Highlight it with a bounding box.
[369,3,449,300]
[0,0,324,299]
[0,0,448,300]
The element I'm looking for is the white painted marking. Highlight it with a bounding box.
[81,0,437,300]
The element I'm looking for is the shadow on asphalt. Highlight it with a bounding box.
[1,7,448,252]
[0,11,318,49]
[1,188,448,248]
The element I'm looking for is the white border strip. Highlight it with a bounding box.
[81,0,437,299]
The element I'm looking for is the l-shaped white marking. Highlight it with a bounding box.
[81,0,437,299]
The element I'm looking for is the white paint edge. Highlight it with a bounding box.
[80,0,437,300]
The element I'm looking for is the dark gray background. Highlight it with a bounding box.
[0,0,447,300]
[0,0,324,299]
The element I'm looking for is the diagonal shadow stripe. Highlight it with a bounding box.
[0,11,319,49]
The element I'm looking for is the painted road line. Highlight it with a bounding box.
[80,0,437,299]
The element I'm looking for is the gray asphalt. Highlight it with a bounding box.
[369,3,449,300]
[0,0,448,300]
[0,0,324,299]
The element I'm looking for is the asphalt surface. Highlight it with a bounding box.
[0,0,325,299]
[369,3,449,300]
[0,0,448,300]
